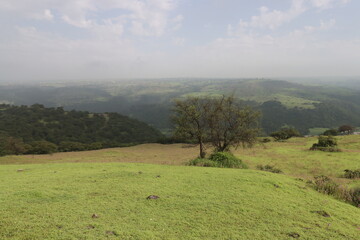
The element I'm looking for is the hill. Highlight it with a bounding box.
[0,163,359,239]
[2,135,359,187]
[1,79,360,134]
[0,104,163,153]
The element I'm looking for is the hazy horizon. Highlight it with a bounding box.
[1,0,360,82]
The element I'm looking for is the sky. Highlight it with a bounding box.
[0,0,359,81]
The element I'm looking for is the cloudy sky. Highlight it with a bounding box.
[0,0,359,81]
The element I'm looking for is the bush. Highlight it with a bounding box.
[208,152,248,169]
[270,127,300,141]
[187,152,247,169]
[187,158,218,167]
[87,142,103,150]
[309,175,360,208]
[323,129,338,136]
[0,137,30,156]
[59,141,86,152]
[256,164,283,173]
[260,138,271,143]
[310,135,340,152]
[343,169,360,179]
[310,175,338,195]
[349,188,360,207]
[27,141,58,154]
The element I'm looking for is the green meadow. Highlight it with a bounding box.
[0,136,359,239]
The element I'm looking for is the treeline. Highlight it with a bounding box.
[0,104,163,156]
[259,101,360,134]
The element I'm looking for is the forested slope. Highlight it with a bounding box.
[0,104,163,152]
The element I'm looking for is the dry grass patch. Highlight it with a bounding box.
[0,144,198,165]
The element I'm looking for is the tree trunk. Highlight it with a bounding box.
[199,140,206,158]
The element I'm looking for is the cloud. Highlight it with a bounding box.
[228,0,349,34]
[0,26,141,80]
[228,0,306,32]
[32,9,54,21]
[309,0,351,9]
[172,37,185,46]
[0,0,181,37]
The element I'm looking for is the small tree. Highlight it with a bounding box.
[207,96,260,152]
[172,97,211,158]
[338,125,354,135]
[172,95,260,157]
[270,127,300,141]
[0,137,29,156]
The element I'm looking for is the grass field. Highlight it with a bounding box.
[1,163,359,239]
[0,136,359,239]
[1,136,359,184]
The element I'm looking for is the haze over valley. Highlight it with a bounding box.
[0,1,359,239]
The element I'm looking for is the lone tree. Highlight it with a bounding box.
[172,97,211,158]
[207,96,260,152]
[172,95,260,158]
[338,125,354,135]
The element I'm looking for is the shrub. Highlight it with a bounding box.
[270,127,300,141]
[27,141,58,154]
[87,142,103,150]
[310,135,340,152]
[256,164,283,174]
[310,175,360,208]
[349,188,360,207]
[59,141,86,152]
[0,137,30,156]
[260,138,271,143]
[187,158,218,167]
[310,175,339,195]
[208,152,248,169]
[343,169,360,179]
[323,129,338,136]
[187,152,247,169]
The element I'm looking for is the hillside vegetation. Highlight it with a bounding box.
[1,79,360,134]
[0,104,163,153]
[0,163,359,239]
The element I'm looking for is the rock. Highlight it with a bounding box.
[287,232,300,238]
[17,169,24,172]
[91,214,99,218]
[146,195,160,200]
[105,231,117,236]
[311,210,331,217]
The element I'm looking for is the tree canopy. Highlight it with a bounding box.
[172,95,260,157]
[0,104,163,155]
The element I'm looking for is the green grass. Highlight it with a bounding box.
[0,163,359,239]
[236,136,360,184]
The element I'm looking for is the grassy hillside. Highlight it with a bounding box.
[2,136,359,186]
[0,163,359,239]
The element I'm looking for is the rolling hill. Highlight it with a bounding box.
[0,162,359,239]
[1,78,360,134]
[0,104,163,150]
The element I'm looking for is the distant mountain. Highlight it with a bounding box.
[1,78,360,134]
